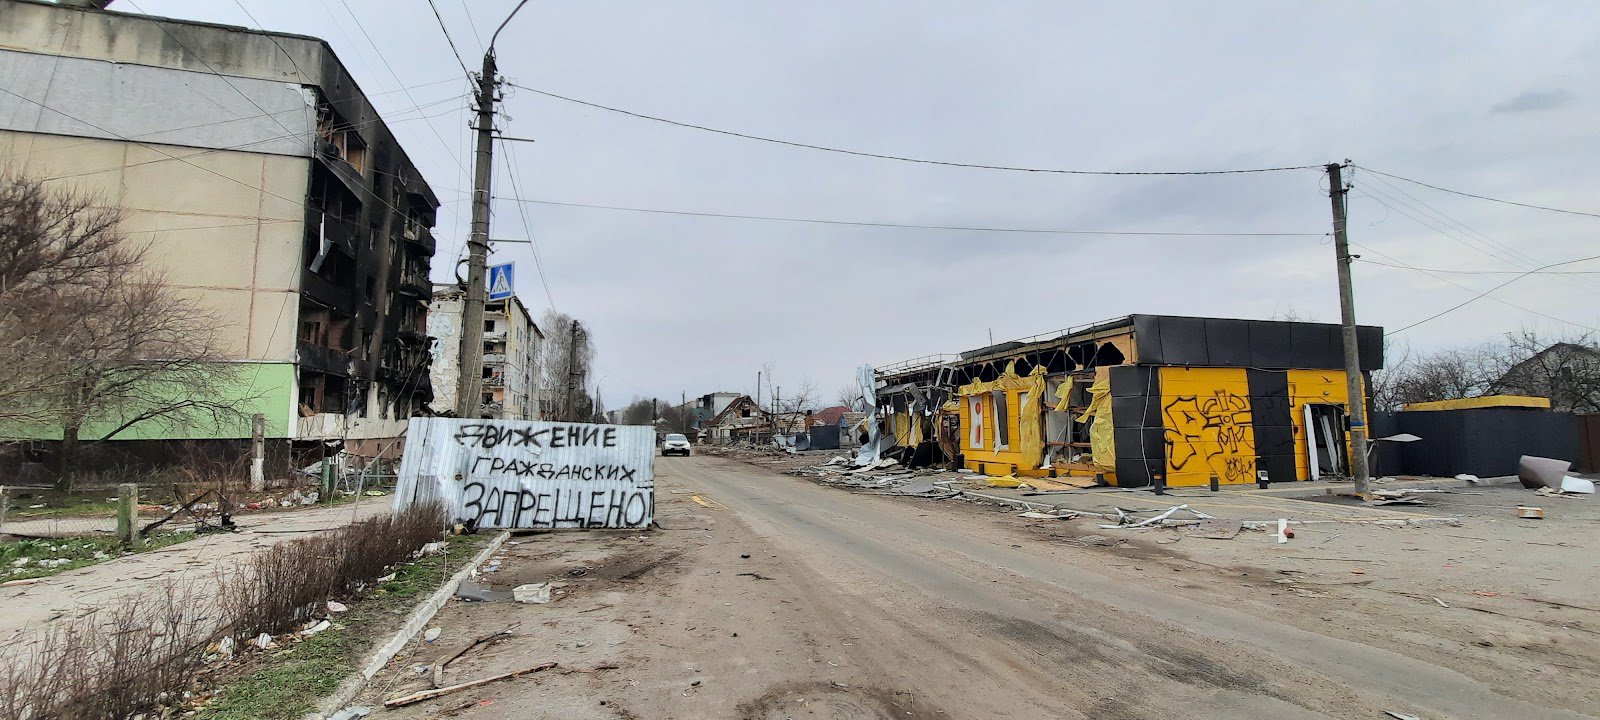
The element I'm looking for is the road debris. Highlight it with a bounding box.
[1188,518,1242,540]
[1516,506,1545,520]
[513,582,552,604]
[384,662,558,708]
[423,627,442,643]
[432,624,519,688]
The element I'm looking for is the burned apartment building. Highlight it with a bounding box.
[873,315,1383,488]
[428,285,543,420]
[0,1,440,460]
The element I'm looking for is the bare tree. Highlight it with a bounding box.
[0,167,250,487]
[620,396,657,426]
[835,383,866,411]
[537,311,596,422]
[1372,328,1600,413]
[1489,329,1600,413]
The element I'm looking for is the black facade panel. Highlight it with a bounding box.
[1130,316,1384,370]
[1157,317,1210,365]
[1394,409,1579,477]
[1205,319,1252,366]
[1357,326,1385,370]
[1252,425,1297,456]
[809,424,841,451]
[1109,365,1160,398]
[1290,324,1336,367]
[1113,458,1161,488]
[1130,315,1162,364]
[1113,428,1167,459]
[1111,395,1163,433]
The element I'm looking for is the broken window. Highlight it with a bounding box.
[969,396,984,448]
[316,97,367,174]
[993,391,1010,449]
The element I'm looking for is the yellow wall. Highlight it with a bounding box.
[958,362,1047,476]
[1152,367,1366,486]
[1159,367,1256,486]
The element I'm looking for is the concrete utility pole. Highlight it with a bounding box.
[455,2,532,419]
[1326,162,1371,496]
[455,53,497,419]
[564,318,580,421]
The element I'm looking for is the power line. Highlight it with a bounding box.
[1355,258,1600,275]
[1388,253,1600,334]
[493,195,1325,237]
[508,83,1322,177]
[1352,182,1600,296]
[424,0,472,78]
[1352,244,1596,332]
[336,0,470,178]
[1353,164,1600,220]
[499,143,557,311]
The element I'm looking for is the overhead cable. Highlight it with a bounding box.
[508,84,1321,177]
[1353,164,1600,220]
[1388,253,1600,334]
[493,196,1324,237]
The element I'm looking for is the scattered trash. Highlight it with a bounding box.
[215,635,236,658]
[424,627,442,643]
[329,706,373,720]
[737,572,773,580]
[251,633,274,650]
[455,580,512,602]
[1518,455,1572,490]
[302,619,332,636]
[740,553,751,559]
[363,490,387,497]
[1188,519,1243,540]
[1431,597,1449,608]
[986,475,1024,488]
[384,662,557,708]
[1516,506,1545,520]
[1100,504,1208,530]
[377,573,397,583]
[1559,476,1595,494]
[419,542,447,556]
[327,600,348,613]
[1018,511,1070,520]
[1350,569,1366,575]
[1273,519,1291,544]
[513,582,552,604]
[1385,712,1422,720]
[1455,474,1480,484]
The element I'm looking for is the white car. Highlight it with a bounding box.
[661,433,692,456]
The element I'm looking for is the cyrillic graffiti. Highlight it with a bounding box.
[461,483,653,529]
[394,418,655,530]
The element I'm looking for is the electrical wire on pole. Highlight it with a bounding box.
[455,1,533,418]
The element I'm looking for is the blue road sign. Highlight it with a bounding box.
[487,263,514,300]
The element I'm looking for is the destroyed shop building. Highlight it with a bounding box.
[872,315,1384,487]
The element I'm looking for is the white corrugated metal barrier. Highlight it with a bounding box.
[393,418,655,529]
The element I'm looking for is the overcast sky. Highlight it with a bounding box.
[133,0,1600,409]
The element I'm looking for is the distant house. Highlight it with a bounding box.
[703,395,766,444]
[809,406,853,427]
[1490,343,1600,413]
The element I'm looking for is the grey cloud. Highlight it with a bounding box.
[1491,89,1572,114]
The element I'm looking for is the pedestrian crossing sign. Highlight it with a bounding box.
[487,263,514,300]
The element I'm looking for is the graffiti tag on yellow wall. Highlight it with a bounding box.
[1163,390,1256,484]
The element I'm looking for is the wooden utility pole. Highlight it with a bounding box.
[1326,162,1371,496]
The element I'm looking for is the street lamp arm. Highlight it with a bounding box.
[489,0,533,51]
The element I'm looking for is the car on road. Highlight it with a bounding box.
[661,433,692,456]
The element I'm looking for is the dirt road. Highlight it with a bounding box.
[363,456,1596,719]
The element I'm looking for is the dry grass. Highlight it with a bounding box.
[0,502,446,719]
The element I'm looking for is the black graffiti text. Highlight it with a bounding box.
[469,457,639,482]
[453,422,619,450]
[461,482,653,529]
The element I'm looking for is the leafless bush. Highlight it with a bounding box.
[0,503,446,719]
[0,583,211,720]
[221,501,445,638]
